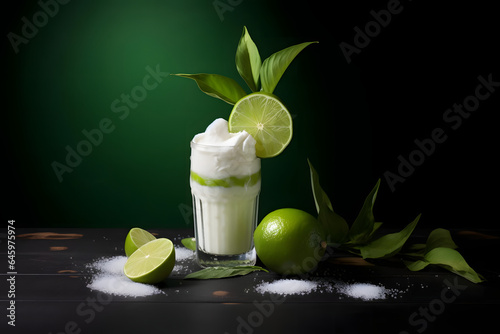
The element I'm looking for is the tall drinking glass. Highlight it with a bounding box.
[190,141,261,267]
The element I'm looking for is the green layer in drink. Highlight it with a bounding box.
[190,170,261,188]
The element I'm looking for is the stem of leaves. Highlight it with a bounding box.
[307,159,483,283]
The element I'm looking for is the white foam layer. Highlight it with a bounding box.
[192,118,255,150]
[191,118,260,179]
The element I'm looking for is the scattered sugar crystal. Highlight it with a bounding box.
[256,279,319,296]
[321,282,334,293]
[173,264,184,271]
[172,264,190,275]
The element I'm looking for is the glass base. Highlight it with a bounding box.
[196,247,256,268]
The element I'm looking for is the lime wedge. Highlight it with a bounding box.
[228,92,293,158]
[124,238,176,284]
[124,227,157,257]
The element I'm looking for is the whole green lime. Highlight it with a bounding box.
[254,208,326,275]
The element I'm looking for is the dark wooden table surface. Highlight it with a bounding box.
[1,228,499,334]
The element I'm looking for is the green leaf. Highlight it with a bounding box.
[181,237,196,251]
[308,159,332,213]
[318,200,349,245]
[184,266,268,279]
[425,228,458,253]
[308,159,348,244]
[370,222,384,237]
[402,228,458,258]
[404,259,429,271]
[260,41,318,94]
[347,179,381,244]
[236,26,261,92]
[401,243,427,257]
[171,73,247,105]
[426,247,484,283]
[359,214,420,259]
[406,247,484,283]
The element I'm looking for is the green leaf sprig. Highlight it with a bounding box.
[172,26,317,104]
[308,159,484,283]
[184,266,268,280]
[402,229,484,283]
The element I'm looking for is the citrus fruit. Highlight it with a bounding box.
[124,238,176,284]
[124,227,156,257]
[228,92,293,158]
[254,208,326,275]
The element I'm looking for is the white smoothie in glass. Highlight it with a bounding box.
[190,118,260,266]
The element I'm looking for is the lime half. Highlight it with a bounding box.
[229,92,293,158]
[124,238,175,284]
[124,227,156,257]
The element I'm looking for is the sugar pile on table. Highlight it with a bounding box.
[86,256,163,297]
[175,246,195,261]
[172,246,195,275]
[255,279,322,296]
[87,273,164,297]
[254,278,404,301]
[336,283,387,301]
[85,244,195,296]
[88,256,127,276]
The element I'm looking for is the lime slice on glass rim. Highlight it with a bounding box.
[228,92,293,158]
[124,227,156,257]
[124,238,176,284]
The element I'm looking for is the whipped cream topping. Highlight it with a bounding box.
[191,118,260,179]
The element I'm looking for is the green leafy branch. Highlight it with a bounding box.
[308,159,484,283]
[171,26,318,104]
[180,237,269,279]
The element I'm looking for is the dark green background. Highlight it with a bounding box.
[4,0,498,230]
